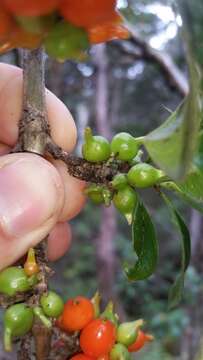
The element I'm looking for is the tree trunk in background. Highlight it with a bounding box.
[46,60,65,99]
[76,103,89,155]
[93,44,125,318]
[180,210,203,360]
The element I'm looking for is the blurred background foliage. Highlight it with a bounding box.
[1,1,203,359]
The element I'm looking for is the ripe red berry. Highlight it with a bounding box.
[80,319,116,357]
[128,330,154,352]
[70,354,95,360]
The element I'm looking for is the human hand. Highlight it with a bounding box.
[0,63,86,270]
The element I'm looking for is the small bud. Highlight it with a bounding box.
[91,291,101,318]
[101,301,119,327]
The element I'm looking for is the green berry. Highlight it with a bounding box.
[127,163,164,188]
[110,343,131,360]
[111,173,128,190]
[113,185,138,224]
[111,133,139,161]
[0,267,37,297]
[16,14,56,34]
[85,184,104,204]
[116,320,144,347]
[40,291,64,318]
[4,304,34,352]
[82,127,111,163]
[44,21,89,61]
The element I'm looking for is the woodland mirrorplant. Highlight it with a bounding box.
[0,0,202,359]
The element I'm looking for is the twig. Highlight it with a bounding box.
[113,34,189,97]
[17,333,32,360]
[46,140,130,184]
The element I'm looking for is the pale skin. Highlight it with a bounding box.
[0,63,86,270]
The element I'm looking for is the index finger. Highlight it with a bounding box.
[0,63,77,151]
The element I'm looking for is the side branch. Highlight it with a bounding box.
[114,34,189,97]
[46,140,130,184]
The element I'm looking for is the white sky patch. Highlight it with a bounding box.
[150,22,178,49]
[127,63,144,79]
[145,3,181,49]
[77,63,94,77]
[117,0,128,9]
[146,3,176,23]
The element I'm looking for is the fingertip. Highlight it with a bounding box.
[48,222,72,261]
[0,64,77,152]
[52,160,86,222]
[46,90,77,152]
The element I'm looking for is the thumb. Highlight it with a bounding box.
[0,153,64,270]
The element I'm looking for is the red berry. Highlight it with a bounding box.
[70,354,95,360]
[80,319,116,357]
[128,330,153,352]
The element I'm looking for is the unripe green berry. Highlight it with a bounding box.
[110,343,131,360]
[127,163,164,188]
[85,184,104,204]
[111,173,128,190]
[113,186,138,224]
[0,267,37,297]
[111,133,139,161]
[45,21,89,61]
[82,127,111,163]
[116,320,144,347]
[4,304,34,352]
[40,291,64,318]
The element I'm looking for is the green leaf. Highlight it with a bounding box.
[161,165,203,213]
[178,0,203,72]
[142,0,202,181]
[143,66,201,180]
[161,194,191,308]
[124,200,158,281]
[194,131,203,170]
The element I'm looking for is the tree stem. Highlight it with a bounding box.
[19,48,50,155]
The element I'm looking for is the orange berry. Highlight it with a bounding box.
[59,0,118,29]
[61,296,94,332]
[88,22,129,45]
[3,0,59,17]
[0,5,14,39]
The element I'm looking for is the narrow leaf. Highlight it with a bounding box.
[142,0,202,180]
[161,193,191,308]
[124,200,158,281]
[161,166,203,214]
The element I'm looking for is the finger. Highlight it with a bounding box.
[0,153,65,270]
[47,222,72,261]
[52,160,86,222]
[0,63,77,151]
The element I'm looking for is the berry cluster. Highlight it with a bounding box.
[0,0,129,59]
[0,248,153,356]
[83,128,165,224]
[57,292,153,360]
